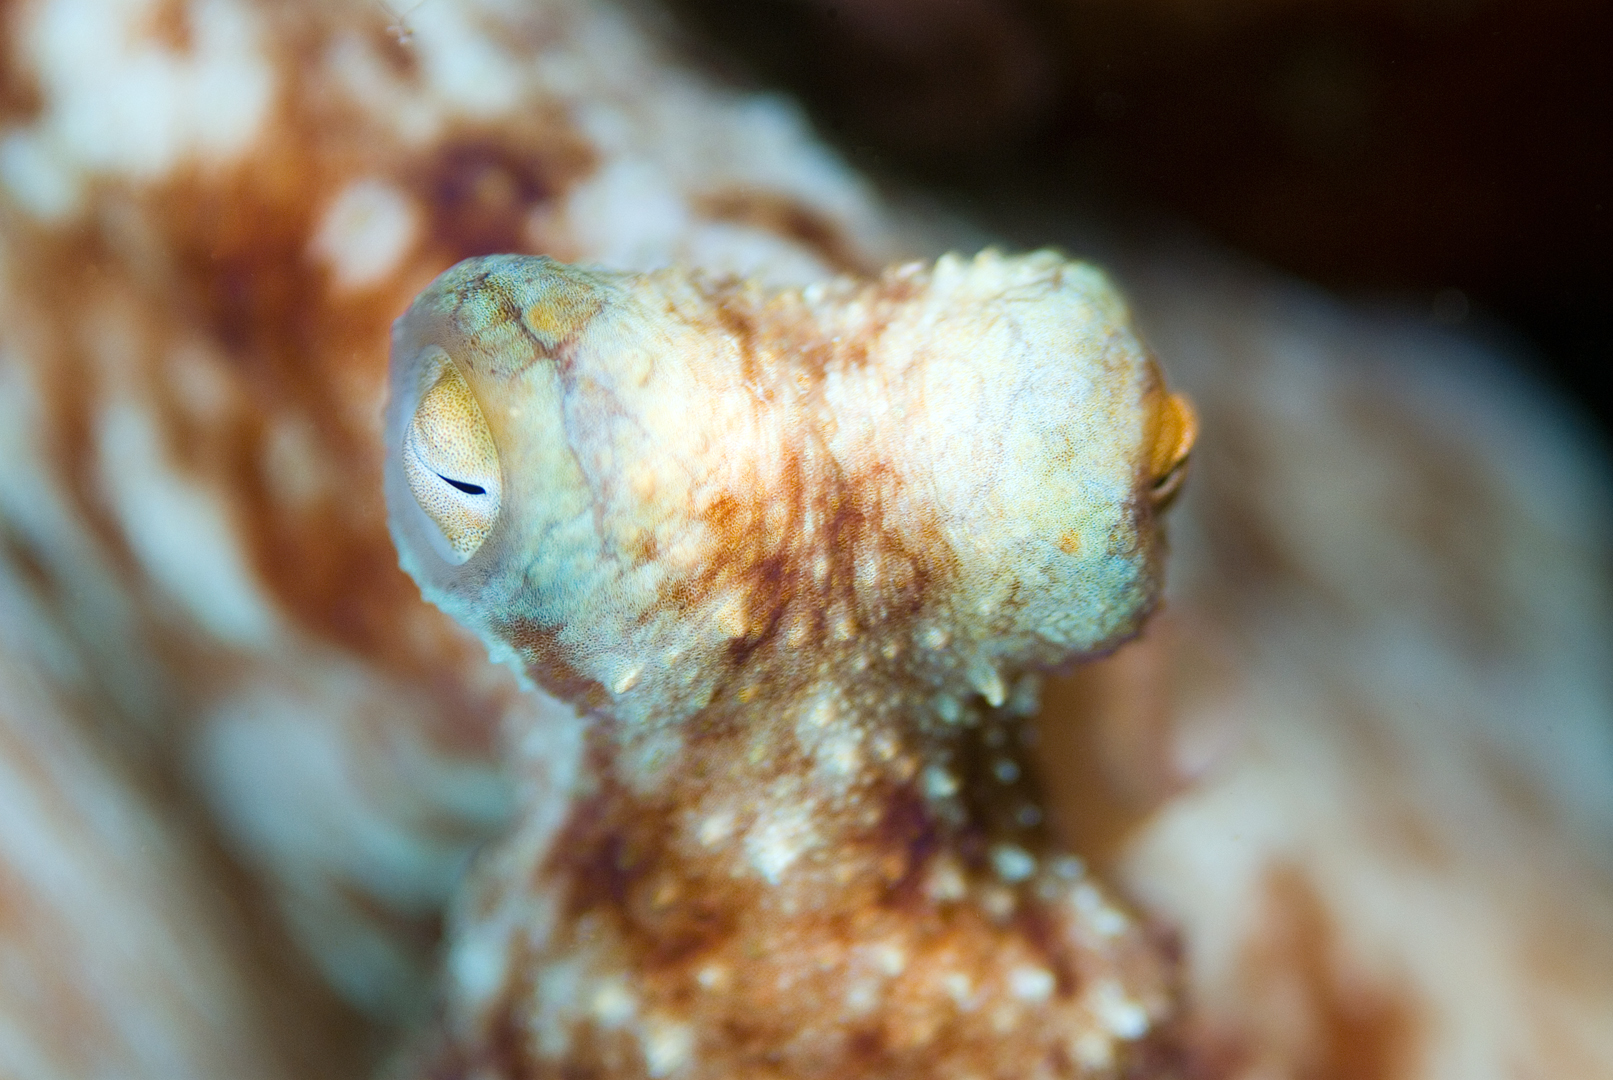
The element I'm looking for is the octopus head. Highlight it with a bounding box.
[384,252,1194,715]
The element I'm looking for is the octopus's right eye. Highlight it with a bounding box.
[403,363,502,563]
[1147,390,1198,510]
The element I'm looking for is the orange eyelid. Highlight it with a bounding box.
[1149,391,1198,483]
[1143,387,1197,510]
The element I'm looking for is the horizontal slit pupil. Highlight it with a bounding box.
[438,474,486,495]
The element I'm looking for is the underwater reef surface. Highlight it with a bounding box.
[0,0,1610,1077]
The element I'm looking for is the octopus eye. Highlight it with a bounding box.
[1147,390,1198,510]
[403,363,502,563]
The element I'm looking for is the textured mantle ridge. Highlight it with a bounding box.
[384,250,1196,1078]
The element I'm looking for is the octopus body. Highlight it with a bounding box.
[384,250,1196,1080]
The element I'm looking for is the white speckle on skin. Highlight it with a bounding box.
[1072,1029,1115,1071]
[1088,979,1150,1040]
[1050,855,1085,880]
[696,811,733,847]
[612,664,643,695]
[969,663,1006,708]
[1008,966,1055,1002]
[871,942,906,976]
[926,857,967,902]
[944,972,975,1008]
[921,765,959,800]
[1071,882,1129,937]
[641,1015,694,1077]
[592,980,636,1027]
[448,921,512,1012]
[979,884,1017,922]
[310,179,419,292]
[992,758,1021,784]
[817,730,862,778]
[991,844,1037,883]
[745,802,815,884]
[844,979,879,1014]
[803,696,834,728]
[794,694,864,781]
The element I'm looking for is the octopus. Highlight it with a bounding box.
[4,0,1613,1078]
[383,250,1196,1078]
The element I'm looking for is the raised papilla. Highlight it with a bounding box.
[385,250,1197,1079]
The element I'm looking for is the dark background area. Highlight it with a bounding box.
[664,0,1613,434]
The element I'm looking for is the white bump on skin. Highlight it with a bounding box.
[612,664,642,695]
[817,730,862,778]
[1088,979,1150,1040]
[310,179,419,292]
[921,765,959,801]
[592,981,636,1027]
[969,663,1006,708]
[944,972,975,1009]
[794,694,863,781]
[696,811,734,847]
[991,844,1037,883]
[871,942,906,976]
[1071,882,1130,937]
[979,885,1017,922]
[641,1015,694,1078]
[1071,1029,1115,1071]
[1050,855,1086,880]
[744,802,815,884]
[925,857,967,903]
[449,919,514,1015]
[844,979,879,1014]
[1008,966,1055,1003]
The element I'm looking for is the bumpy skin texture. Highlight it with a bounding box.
[385,251,1194,1078]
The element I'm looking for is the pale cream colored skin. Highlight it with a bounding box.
[385,250,1196,1078]
[386,251,1194,728]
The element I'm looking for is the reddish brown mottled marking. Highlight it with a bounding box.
[418,125,598,260]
